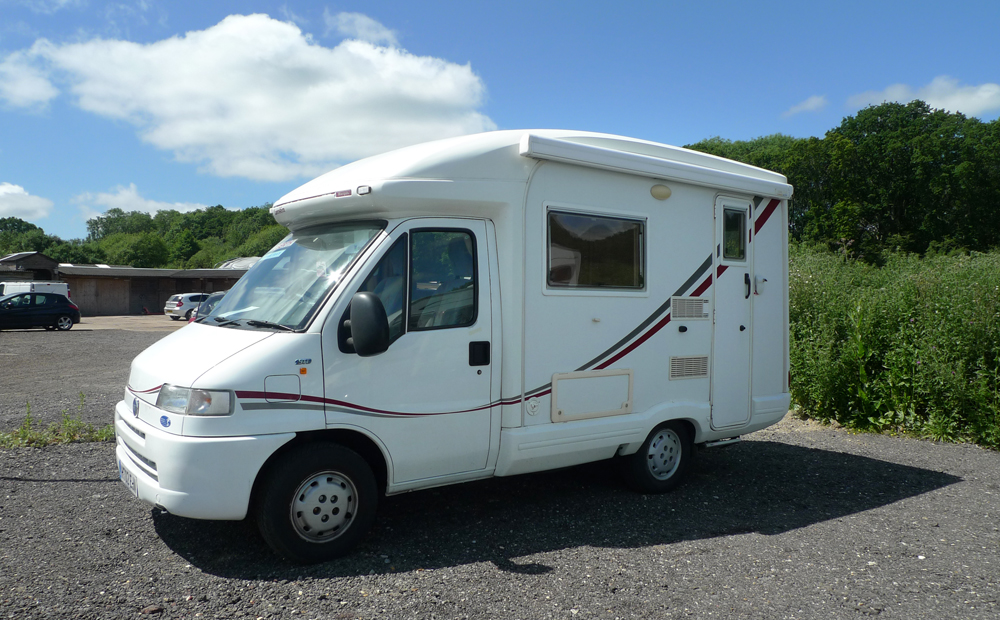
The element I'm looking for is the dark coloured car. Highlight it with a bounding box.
[189,290,228,323]
[0,292,81,331]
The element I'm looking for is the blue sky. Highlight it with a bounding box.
[2,0,998,241]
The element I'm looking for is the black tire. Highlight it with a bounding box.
[619,421,693,494]
[55,315,74,331]
[184,309,193,320]
[255,443,378,564]
[169,315,180,321]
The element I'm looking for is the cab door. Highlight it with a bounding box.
[323,219,498,483]
[711,198,753,429]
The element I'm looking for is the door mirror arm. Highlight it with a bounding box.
[348,292,390,357]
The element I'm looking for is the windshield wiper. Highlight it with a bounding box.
[244,319,296,331]
[213,317,240,326]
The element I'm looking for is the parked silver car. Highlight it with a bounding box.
[163,293,209,321]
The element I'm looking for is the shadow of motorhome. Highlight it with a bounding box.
[151,440,960,580]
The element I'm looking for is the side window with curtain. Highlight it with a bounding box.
[547,210,645,289]
[409,230,477,330]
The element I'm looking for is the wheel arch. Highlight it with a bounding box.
[249,427,390,514]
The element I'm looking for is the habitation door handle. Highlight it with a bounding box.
[744,273,751,299]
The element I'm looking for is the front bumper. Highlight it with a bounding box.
[114,400,295,520]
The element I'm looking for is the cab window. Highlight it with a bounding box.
[409,230,477,330]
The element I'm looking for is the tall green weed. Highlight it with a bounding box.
[790,245,1000,447]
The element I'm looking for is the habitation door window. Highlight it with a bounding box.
[547,211,644,289]
[722,208,746,261]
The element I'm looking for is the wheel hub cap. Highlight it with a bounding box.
[646,429,682,480]
[290,471,357,542]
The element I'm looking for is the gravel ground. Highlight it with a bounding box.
[0,328,165,432]
[1,326,999,619]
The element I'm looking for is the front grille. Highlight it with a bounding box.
[120,438,158,478]
[121,416,146,440]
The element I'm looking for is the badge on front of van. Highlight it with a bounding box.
[160,416,171,428]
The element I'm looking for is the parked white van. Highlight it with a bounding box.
[0,281,70,298]
[116,130,793,563]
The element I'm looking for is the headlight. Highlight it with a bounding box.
[156,384,232,416]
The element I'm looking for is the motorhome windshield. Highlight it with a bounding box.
[203,221,384,330]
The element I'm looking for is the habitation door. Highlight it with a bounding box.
[711,197,753,428]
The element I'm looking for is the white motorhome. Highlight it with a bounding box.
[115,130,792,563]
[0,281,70,298]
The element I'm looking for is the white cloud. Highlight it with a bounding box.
[0,14,494,181]
[0,45,59,108]
[849,76,1000,117]
[324,10,399,47]
[73,183,207,222]
[0,182,54,220]
[782,95,828,118]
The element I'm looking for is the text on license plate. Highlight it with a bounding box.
[118,459,139,497]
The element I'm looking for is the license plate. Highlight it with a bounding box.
[118,459,139,497]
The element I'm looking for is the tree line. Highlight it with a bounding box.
[0,205,288,269]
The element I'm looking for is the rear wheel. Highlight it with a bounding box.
[184,309,193,320]
[255,443,378,564]
[620,421,693,493]
[55,315,73,331]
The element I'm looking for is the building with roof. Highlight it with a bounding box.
[0,252,257,316]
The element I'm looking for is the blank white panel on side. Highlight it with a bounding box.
[550,369,633,422]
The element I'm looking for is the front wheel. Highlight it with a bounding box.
[619,421,693,493]
[55,315,74,331]
[255,443,378,564]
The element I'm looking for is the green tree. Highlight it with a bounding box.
[99,232,169,267]
[169,229,201,265]
[235,224,288,257]
[184,237,230,268]
[46,240,106,264]
[86,208,155,241]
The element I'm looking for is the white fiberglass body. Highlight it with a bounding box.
[115,130,792,561]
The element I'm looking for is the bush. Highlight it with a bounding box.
[790,245,1000,447]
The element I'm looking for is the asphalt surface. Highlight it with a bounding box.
[1,319,998,619]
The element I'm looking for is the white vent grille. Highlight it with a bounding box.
[672,297,709,319]
[670,355,709,380]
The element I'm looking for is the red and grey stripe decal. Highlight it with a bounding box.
[230,198,781,417]
[234,391,495,418]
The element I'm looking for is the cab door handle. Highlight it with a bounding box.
[469,341,490,366]
[744,273,751,299]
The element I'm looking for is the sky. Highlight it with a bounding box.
[1,0,998,241]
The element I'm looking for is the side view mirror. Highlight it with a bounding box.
[348,292,390,357]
